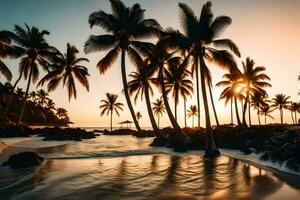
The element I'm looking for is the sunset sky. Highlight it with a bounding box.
[1,0,299,128]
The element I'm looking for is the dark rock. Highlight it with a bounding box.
[2,152,44,169]
[286,158,300,172]
[260,151,271,161]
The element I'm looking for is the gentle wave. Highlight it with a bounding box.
[45,148,172,159]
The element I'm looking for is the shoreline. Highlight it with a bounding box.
[1,137,300,177]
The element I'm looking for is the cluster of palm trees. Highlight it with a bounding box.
[0,25,90,126]
[1,0,299,157]
[0,83,70,124]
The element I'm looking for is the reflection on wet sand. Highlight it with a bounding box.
[1,154,299,200]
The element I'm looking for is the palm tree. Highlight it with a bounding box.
[0,32,12,81]
[128,59,163,137]
[56,107,68,120]
[166,2,240,157]
[38,43,90,101]
[216,69,243,126]
[241,57,271,126]
[187,105,198,128]
[15,87,25,99]
[99,93,124,132]
[259,103,274,125]
[152,99,165,129]
[29,91,37,102]
[250,91,268,125]
[271,94,290,124]
[289,102,300,124]
[142,40,190,146]
[136,112,142,123]
[3,24,57,126]
[46,99,56,111]
[84,0,161,133]
[165,58,193,122]
[36,89,49,107]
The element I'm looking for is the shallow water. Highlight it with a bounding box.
[0,135,300,200]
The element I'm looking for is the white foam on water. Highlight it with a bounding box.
[221,149,300,176]
[0,136,72,148]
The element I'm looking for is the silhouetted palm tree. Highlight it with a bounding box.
[289,102,300,124]
[164,2,240,131]
[165,58,193,122]
[187,105,198,128]
[46,99,56,111]
[99,93,124,132]
[241,57,271,126]
[128,59,162,136]
[259,103,274,125]
[36,89,49,107]
[271,94,290,124]
[167,2,240,157]
[38,43,89,101]
[84,0,161,133]
[15,87,24,99]
[250,91,268,125]
[152,99,165,129]
[56,107,68,120]
[142,40,190,145]
[216,68,243,126]
[3,24,57,125]
[0,32,12,81]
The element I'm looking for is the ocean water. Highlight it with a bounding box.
[0,135,300,200]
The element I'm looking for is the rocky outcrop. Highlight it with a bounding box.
[2,152,44,169]
[39,127,98,141]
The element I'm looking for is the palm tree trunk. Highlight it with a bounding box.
[234,97,242,126]
[248,97,251,127]
[280,108,283,124]
[192,115,194,128]
[144,84,162,137]
[242,92,249,126]
[295,111,297,124]
[200,56,220,158]
[17,67,33,126]
[184,98,187,127]
[257,111,261,125]
[4,70,23,117]
[208,83,219,127]
[174,101,177,122]
[195,55,201,128]
[265,114,267,125]
[230,98,233,124]
[158,114,160,129]
[121,49,142,133]
[291,110,295,124]
[110,111,113,132]
[159,65,189,146]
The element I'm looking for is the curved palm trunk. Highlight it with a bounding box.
[144,84,163,137]
[17,67,33,126]
[208,83,220,127]
[4,70,23,116]
[295,111,297,124]
[234,97,242,126]
[110,111,113,132]
[184,98,187,127]
[159,66,189,145]
[195,56,201,128]
[200,56,220,158]
[121,49,142,133]
[174,101,177,122]
[157,114,160,129]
